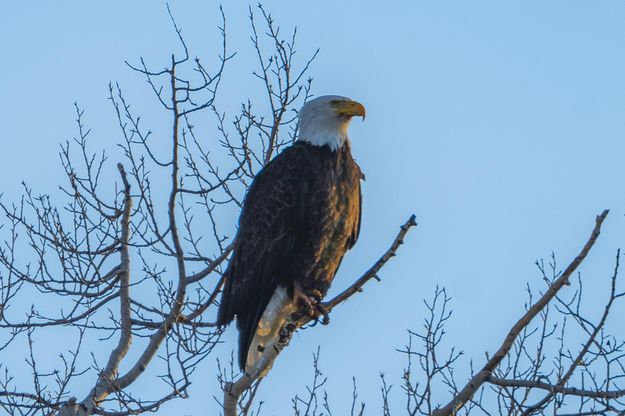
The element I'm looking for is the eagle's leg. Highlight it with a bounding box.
[291,284,317,319]
[303,289,330,325]
[291,285,330,325]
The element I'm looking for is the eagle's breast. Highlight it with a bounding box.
[295,142,362,295]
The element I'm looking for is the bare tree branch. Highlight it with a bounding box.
[432,209,609,416]
[487,376,625,400]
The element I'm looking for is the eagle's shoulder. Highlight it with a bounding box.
[238,142,315,226]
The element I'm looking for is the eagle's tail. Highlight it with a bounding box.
[241,286,296,373]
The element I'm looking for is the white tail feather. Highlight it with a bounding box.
[246,286,296,373]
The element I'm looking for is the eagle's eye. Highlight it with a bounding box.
[330,100,340,108]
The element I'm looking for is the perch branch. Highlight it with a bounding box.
[321,214,417,313]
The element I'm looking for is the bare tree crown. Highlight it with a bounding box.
[1,6,623,416]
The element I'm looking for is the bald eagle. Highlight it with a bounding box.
[217,95,366,371]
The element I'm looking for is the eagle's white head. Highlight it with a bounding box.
[298,95,366,151]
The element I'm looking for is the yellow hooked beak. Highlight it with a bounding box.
[335,100,366,120]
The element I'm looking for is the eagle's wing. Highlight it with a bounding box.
[347,180,362,249]
[345,158,363,250]
[217,144,311,369]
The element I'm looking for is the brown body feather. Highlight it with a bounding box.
[217,141,363,370]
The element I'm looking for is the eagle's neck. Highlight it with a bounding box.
[298,118,349,151]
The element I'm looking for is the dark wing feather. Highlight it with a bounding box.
[343,153,363,250]
[347,180,362,249]
[217,145,311,369]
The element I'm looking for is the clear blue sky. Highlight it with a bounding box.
[2,1,625,414]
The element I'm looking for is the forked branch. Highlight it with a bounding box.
[431,209,610,416]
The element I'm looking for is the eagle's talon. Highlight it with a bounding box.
[315,303,330,325]
[292,285,330,325]
[292,284,321,319]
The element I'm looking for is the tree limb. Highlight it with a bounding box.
[487,376,625,400]
[431,209,609,416]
